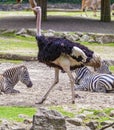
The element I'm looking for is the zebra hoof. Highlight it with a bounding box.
[72,100,75,104]
[75,94,81,98]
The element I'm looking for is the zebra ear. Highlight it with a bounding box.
[20,66,27,72]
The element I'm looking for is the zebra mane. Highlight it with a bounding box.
[3,65,27,78]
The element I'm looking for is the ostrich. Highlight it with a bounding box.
[33,6,101,104]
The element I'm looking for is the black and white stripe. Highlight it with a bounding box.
[75,66,114,93]
[0,65,33,94]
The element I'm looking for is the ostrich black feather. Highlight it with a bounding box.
[36,35,94,65]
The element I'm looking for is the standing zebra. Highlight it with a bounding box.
[0,65,33,94]
[74,66,114,93]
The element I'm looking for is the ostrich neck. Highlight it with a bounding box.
[36,7,41,36]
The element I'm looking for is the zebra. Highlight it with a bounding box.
[0,65,33,94]
[74,66,114,93]
[95,60,112,74]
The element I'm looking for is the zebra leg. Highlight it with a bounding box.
[0,90,2,95]
[3,77,20,94]
[4,88,20,94]
[95,86,107,93]
[74,84,85,91]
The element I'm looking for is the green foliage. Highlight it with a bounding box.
[0,106,36,122]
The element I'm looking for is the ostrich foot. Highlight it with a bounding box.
[35,97,46,104]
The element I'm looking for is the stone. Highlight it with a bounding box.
[66,118,83,126]
[80,35,90,42]
[27,29,36,36]
[68,34,79,41]
[97,112,107,117]
[32,108,66,130]
[95,34,114,44]
[16,28,27,35]
[109,110,114,117]
[76,114,86,120]
[2,29,15,34]
[100,120,114,126]
[86,120,99,130]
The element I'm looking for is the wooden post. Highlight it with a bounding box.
[101,0,111,22]
[35,0,47,21]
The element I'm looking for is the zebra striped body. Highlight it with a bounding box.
[75,66,114,93]
[0,65,33,94]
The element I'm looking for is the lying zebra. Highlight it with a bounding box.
[74,66,114,93]
[94,60,112,74]
[0,65,33,94]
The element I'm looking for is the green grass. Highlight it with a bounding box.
[49,106,75,118]
[49,106,114,129]
[80,41,114,60]
[0,33,114,61]
[0,59,23,64]
[109,66,114,73]
[0,106,36,122]
[0,11,34,17]
[79,108,114,129]
[0,34,37,56]
[0,10,114,20]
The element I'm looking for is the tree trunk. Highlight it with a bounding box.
[101,0,111,22]
[35,0,47,21]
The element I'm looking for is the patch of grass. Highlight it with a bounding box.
[0,10,114,20]
[80,41,114,60]
[109,66,114,73]
[0,11,33,17]
[49,106,75,118]
[0,59,23,64]
[79,108,114,129]
[0,34,37,56]
[0,106,36,122]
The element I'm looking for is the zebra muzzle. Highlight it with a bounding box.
[27,81,33,88]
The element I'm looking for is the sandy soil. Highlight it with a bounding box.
[0,15,114,34]
[0,61,113,110]
[0,8,114,109]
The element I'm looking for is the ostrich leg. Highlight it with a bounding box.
[64,68,75,104]
[36,68,59,104]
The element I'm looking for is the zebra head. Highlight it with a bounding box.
[19,66,33,88]
[95,60,112,74]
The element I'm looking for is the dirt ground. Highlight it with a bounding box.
[0,11,114,109]
[0,61,114,110]
[0,15,114,34]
